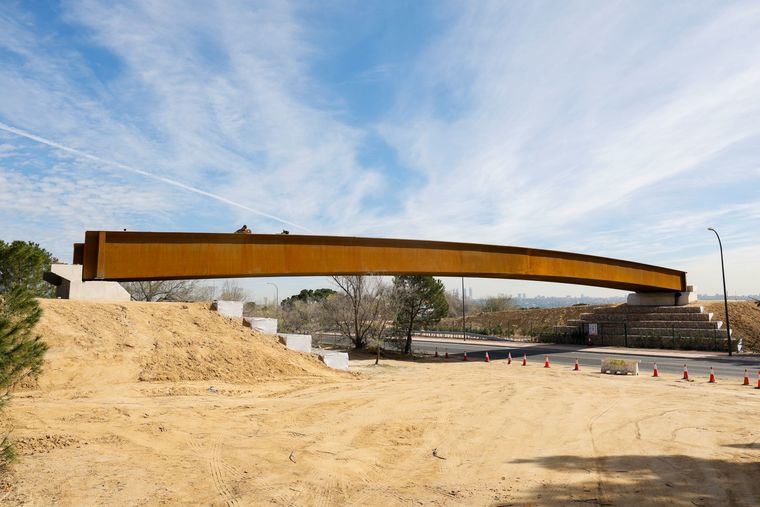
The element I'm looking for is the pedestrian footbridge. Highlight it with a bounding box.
[73,231,687,296]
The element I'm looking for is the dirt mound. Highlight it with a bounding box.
[700,300,760,351]
[30,299,342,390]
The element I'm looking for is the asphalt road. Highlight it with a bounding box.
[410,338,760,380]
[316,333,759,380]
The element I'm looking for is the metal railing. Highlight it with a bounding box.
[559,322,734,351]
[414,329,528,342]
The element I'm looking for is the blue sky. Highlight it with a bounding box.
[1,0,759,301]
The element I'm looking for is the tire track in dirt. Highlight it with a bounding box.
[586,398,619,505]
[186,434,241,506]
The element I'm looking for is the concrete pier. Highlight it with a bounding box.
[627,286,697,306]
[43,264,130,301]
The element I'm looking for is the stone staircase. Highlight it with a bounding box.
[554,304,732,351]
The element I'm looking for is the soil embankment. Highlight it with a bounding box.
[2,300,758,505]
[28,299,343,391]
[701,300,760,351]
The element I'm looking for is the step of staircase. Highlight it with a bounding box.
[593,305,705,314]
[579,312,713,323]
[627,327,730,338]
[553,303,734,351]
[629,320,723,330]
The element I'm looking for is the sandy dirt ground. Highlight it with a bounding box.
[2,300,759,505]
[3,357,759,506]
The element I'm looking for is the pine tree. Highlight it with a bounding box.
[393,276,448,354]
[0,241,57,297]
[0,286,48,468]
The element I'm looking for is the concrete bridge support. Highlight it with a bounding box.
[627,285,697,306]
[43,264,130,301]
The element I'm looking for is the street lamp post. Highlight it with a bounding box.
[265,282,279,310]
[461,277,466,341]
[707,228,732,356]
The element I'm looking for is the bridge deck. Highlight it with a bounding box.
[77,231,687,293]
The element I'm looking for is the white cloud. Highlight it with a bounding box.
[1,0,381,242]
[367,1,760,295]
[1,1,758,298]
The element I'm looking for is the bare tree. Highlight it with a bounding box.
[219,280,248,301]
[279,299,330,334]
[482,294,515,313]
[445,291,463,318]
[325,276,393,349]
[444,290,484,318]
[122,280,214,302]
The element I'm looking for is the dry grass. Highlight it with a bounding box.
[700,300,760,351]
[439,304,612,335]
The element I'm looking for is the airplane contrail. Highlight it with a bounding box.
[0,121,314,233]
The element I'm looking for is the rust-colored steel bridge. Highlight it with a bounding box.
[74,231,687,293]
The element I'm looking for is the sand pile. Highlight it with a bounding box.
[31,299,342,390]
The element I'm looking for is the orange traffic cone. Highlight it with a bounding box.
[574,358,580,371]
[445,349,449,360]
[756,370,760,389]
[652,362,659,378]
[485,351,490,363]
[708,367,716,383]
[682,363,689,381]
[544,355,550,368]
[435,348,439,358]
[507,352,512,365]
[522,353,527,366]
[743,369,749,386]
[463,351,468,361]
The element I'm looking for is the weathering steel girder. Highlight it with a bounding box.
[77,231,687,293]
